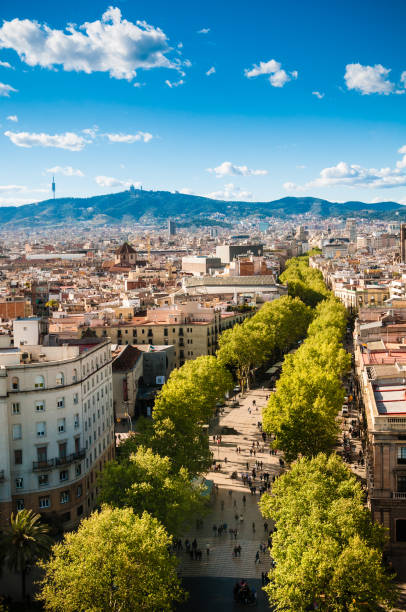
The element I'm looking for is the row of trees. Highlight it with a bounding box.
[217,295,313,390]
[260,454,396,611]
[261,256,396,610]
[262,296,350,462]
[280,255,330,307]
[36,355,234,610]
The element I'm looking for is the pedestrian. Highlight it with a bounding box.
[240,514,244,523]
[206,543,210,557]
[242,495,246,505]
[224,456,228,463]
[264,522,268,532]
[221,500,224,511]
[213,524,217,535]
[233,499,237,508]
[252,522,256,533]
[192,538,198,550]
[229,489,233,497]
[246,461,249,470]
[255,550,260,564]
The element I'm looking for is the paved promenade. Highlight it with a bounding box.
[178,386,283,582]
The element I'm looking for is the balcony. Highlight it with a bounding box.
[0,470,5,482]
[33,459,55,471]
[55,449,86,466]
[393,492,406,500]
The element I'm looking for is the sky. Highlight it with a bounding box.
[1,0,406,206]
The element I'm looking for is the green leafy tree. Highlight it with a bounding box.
[259,454,396,611]
[2,509,52,601]
[37,506,184,612]
[98,446,206,534]
[134,356,232,476]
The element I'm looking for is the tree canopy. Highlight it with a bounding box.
[262,290,349,462]
[98,446,206,534]
[260,454,396,611]
[37,506,184,612]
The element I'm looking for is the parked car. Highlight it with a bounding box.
[342,405,349,416]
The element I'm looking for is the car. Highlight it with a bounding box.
[342,405,349,416]
[233,385,241,393]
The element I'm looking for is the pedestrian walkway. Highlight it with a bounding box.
[178,386,281,579]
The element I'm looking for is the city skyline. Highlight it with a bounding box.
[1,0,406,206]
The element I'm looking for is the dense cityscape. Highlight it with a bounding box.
[0,212,403,609]
[1,0,406,610]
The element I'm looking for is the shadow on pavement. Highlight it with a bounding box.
[177,577,273,611]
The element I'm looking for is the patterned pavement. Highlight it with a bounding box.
[178,388,281,580]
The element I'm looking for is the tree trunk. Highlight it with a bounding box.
[21,567,26,601]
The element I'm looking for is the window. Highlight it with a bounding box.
[59,470,68,482]
[58,442,67,459]
[15,477,23,489]
[35,401,45,412]
[37,446,47,462]
[11,376,19,390]
[73,368,77,382]
[73,393,79,404]
[38,474,48,487]
[12,402,20,415]
[398,447,406,465]
[14,449,22,465]
[76,463,82,477]
[57,418,66,433]
[398,475,406,493]
[34,375,45,389]
[60,490,70,504]
[56,372,64,386]
[77,484,83,497]
[61,511,71,522]
[74,414,79,428]
[12,424,22,440]
[36,422,46,437]
[39,496,50,509]
[77,505,83,517]
[57,398,65,409]
[16,499,24,511]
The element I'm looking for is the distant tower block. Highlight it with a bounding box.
[346,218,357,242]
[168,219,176,237]
[51,176,56,200]
[401,223,406,263]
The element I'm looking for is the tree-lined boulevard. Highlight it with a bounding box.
[0,254,400,611]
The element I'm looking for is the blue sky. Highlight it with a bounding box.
[1,0,406,206]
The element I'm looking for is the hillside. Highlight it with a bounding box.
[0,189,404,226]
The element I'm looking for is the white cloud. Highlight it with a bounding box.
[244,59,298,88]
[46,165,84,177]
[284,145,406,191]
[6,114,18,121]
[0,60,12,68]
[94,175,140,188]
[344,63,399,95]
[165,78,184,88]
[178,187,194,195]
[206,183,253,201]
[4,130,88,151]
[0,7,185,82]
[312,91,324,99]
[0,184,48,207]
[0,82,17,96]
[207,160,268,178]
[197,28,210,34]
[105,131,153,143]
[206,66,215,76]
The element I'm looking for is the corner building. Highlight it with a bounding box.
[0,327,114,528]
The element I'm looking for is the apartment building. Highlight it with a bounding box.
[0,319,114,528]
[88,303,248,367]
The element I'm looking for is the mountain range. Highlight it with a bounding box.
[0,189,405,226]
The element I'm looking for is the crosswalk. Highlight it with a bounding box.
[177,538,273,579]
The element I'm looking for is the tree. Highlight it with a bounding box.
[98,446,206,534]
[259,454,396,611]
[2,509,51,601]
[134,356,233,476]
[37,506,184,612]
